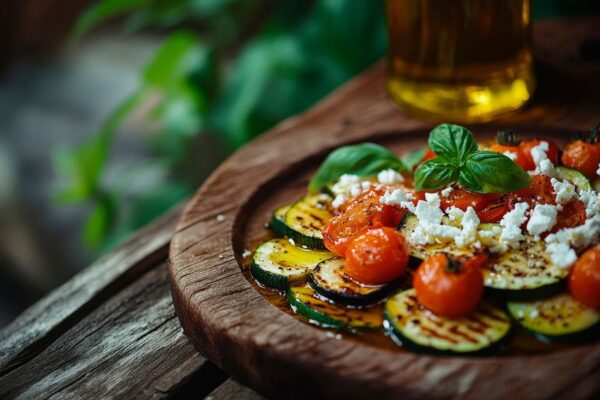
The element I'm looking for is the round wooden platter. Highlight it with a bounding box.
[169,125,600,399]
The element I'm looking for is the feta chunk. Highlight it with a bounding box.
[551,178,577,207]
[530,141,555,177]
[377,169,404,184]
[440,186,454,197]
[331,174,360,196]
[545,241,577,268]
[503,151,518,161]
[499,202,529,248]
[526,204,558,236]
[380,188,415,213]
[332,194,347,209]
[579,190,600,218]
[455,207,480,248]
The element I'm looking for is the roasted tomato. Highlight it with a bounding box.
[323,189,405,256]
[509,175,556,209]
[561,140,600,179]
[569,245,600,310]
[440,188,495,212]
[421,149,436,163]
[413,253,486,318]
[345,227,409,285]
[519,139,560,170]
[477,194,511,223]
[554,199,587,231]
[489,143,533,171]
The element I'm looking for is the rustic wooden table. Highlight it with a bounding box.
[1,17,599,399]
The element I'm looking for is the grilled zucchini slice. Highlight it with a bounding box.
[270,204,291,236]
[508,293,600,342]
[554,166,592,192]
[287,285,383,329]
[308,258,401,307]
[400,215,568,300]
[384,289,511,354]
[283,194,333,249]
[251,239,333,291]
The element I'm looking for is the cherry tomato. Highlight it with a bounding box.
[421,149,436,163]
[489,143,533,171]
[413,253,486,318]
[509,175,556,209]
[561,140,600,179]
[554,199,587,231]
[519,139,560,171]
[477,195,511,223]
[569,245,600,310]
[345,227,409,285]
[440,188,495,212]
[323,189,405,256]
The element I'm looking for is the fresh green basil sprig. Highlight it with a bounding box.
[309,143,407,193]
[414,124,531,193]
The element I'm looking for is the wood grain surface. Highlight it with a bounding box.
[169,17,600,400]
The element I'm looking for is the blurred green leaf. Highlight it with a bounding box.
[83,195,116,247]
[74,0,154,38]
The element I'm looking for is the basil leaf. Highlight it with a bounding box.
[414,157,459,191]
[428,123,477,160]
[402,147,426,172]
[461,151,531,193]
[308,143,407,193]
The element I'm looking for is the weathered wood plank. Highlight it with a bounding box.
[207,379,266,400]
[0,261,228,399]
[0,204,182,377]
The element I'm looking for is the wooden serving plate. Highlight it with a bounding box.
[169,120,600,399]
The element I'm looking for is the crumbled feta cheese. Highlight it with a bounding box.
[529,308,540,319]
[446,206,464,222]
[597,163,600,177]
[503,151,518,161]
[545,214,600,267]
[455,207,480,248]
[216,214,225,222]
[380,189,415,213]
[332,194,347,209]
[441,186,454,197]
[579,190,600,218]
[526,204,558,236]
[551,178,577,207]
[331,174,360,196]
[546,241,577,268]
[499,203,529,248]
[377,169,404,184]
[530,141,555,177]
[242,249,252,258]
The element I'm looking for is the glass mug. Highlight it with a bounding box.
[385,0,535,122]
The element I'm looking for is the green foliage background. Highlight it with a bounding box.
[55,0,599,255]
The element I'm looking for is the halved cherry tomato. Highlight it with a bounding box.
[345,227,409,285]
[440,188,495,212]
[477,195,511,223]
[554,199,587,232]
[519,139,560,171]
[413,253,486,317]
[569,245,600,310]
[509,175,556,209]
[323,189,405,256]
[561,140,600,179]
[422,149,436,161]
[489,143,533,171]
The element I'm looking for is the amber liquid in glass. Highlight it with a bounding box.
[385,0,535,122]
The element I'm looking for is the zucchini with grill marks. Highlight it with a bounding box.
[283,194,334,249]
[287,285,383,329]
[270,204,291,236]
[251,239,333,291]
[399,215,568,300]
[308,258,402,307]
[554,166,592,192]
[384,289,512,354]
[508,293,600,342]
